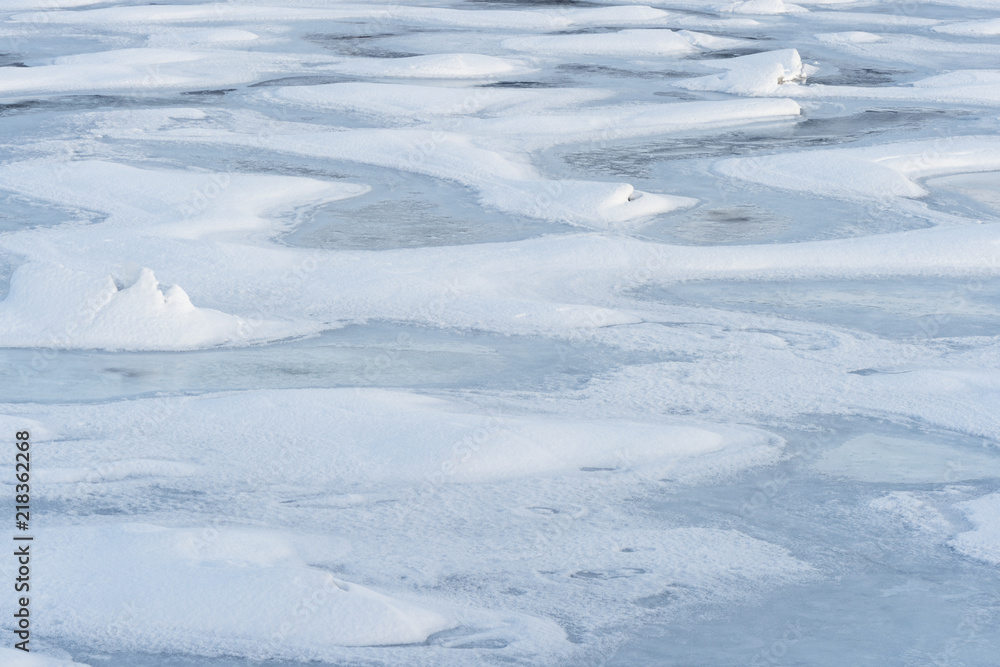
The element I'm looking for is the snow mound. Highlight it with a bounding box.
[0,160,368,240]
[23,388,785,489]
[33,524,451,658]
[675,49,815,95]
[502,29,747,57]
[949,493,1000,566]
[482,180,696,228]
[0,264,288,351]
[775,69,1000,107]
[814,31,884,44]
[716,136,1000,201]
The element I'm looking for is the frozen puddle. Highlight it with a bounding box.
[813,433,1000,483]
[0,324,657,402]
[642,276,1000,338]
[927,170,1000,215]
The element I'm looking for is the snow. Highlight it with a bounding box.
[81,98,798,228]
[950,493,1000,566]
[765,69,1000,107]
[0,159,369,241]
[0,48,333,100]
[870,492,951,535]
[0,264,295,350]
[259,83,613,121]
[15,388,786,488]
[36,523,453,656]
[716,136,1000,201]
[674,49,816,96]
[3,0,1000,663]
[724,0,806,14]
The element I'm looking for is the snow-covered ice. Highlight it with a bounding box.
[1,0,999,664]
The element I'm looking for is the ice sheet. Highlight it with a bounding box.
[2,0,1000,664]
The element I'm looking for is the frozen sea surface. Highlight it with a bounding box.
[1,0,999,665]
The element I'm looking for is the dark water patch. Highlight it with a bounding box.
[0,190,105,232]
[250,75,354,88]
[480,80,557,88]
[563,109,957,179]
[0,323,662,403]
[657,204,791,245]
[697,48,769,60]
[557,63,675,80]
[306,33,420,58]
[281,175,569,250]
[810,65,906,87]
[180,88,235,97]
[0,99,43,116]
[611,415,1000,667]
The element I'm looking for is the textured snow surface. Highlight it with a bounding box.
[950,493,1000,566]
[38,524,452,654]
[1,0,1000,664]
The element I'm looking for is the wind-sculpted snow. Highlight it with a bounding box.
[950,493,1000,566]
[1,0,999,664]
[0,263,297,350]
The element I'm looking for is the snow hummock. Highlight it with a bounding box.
[716,136,1000,201]
[0,160,368,241]
[0,264,288,351]
[949,493,1000,566]
[814,30,885,44]
[22,388,786,489]
[770,69,1000,107]
[675,49,816,95]
[35,524,452,657]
